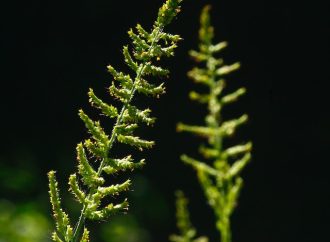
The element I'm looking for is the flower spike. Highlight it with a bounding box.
[175,5,252,242]
[48,0,183,241]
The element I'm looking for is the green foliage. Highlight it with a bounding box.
[169,191,208,242]
[48,0,183,241]
[0,200,51,242]
[176,5,252,242]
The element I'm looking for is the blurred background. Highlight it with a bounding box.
[0,0,329,241]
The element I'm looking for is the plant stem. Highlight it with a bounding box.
[217,217,231,242]
[207,54,231,242]
[71,28,163,242]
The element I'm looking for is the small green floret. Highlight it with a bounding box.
[169,191,209,242]
[48,171,73,242]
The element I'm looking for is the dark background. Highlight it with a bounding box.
[0,0,329,241]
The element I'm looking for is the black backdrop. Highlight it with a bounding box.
[0,0,329,241]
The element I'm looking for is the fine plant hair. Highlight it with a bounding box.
[47,0,183,241]
[169,191,209,242]
[175,5,252,242]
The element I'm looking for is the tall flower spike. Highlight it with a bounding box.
[47,0,183,241]
[176,5,252,242]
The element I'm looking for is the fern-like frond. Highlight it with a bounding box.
[176,5,252,242]
[48,0,183,241]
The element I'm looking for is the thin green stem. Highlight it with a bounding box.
[207,56,222,152]
[218,217,231,242]
[206,53,233,242]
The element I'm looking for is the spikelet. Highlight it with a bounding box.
[103,156,145,175]
[48,0,183,241]
[169,191,209,242]
[122,105,156,126]
[80,228,90,242]
[48,171,73,242]
[88,88,118,118]
[176,5,252,242]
